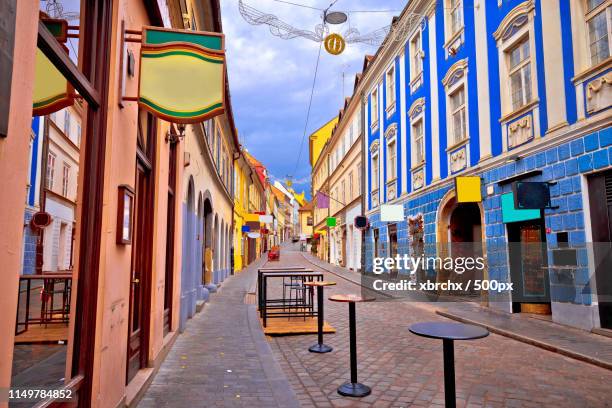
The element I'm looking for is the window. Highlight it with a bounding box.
[358,165,362,195]
[448,0,464,37]
[341,180,346,205]
[450,86,467,144]
[371,88,379,126]
[76,124,81,146]
[410,31,422,79]
[372,154,379,191]
[387,140,397,180]
[586,0,611,65]
[507,38,532,111]
[348,171,354,200]
[62,163,70,197]
[46,152,56,189]
[413,120,424,164]
[64,110,71,137]
[386,66,395,108]
[373,229,380,258]
[342,134,347,156]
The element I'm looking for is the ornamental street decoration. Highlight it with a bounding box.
[324,33,345,55]
[238,0,425,55]
[138,27,226,124]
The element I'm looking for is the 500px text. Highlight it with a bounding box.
[372,279,513,293]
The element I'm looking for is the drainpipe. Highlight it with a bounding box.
[231,149,241,275]
[360,91,366,276]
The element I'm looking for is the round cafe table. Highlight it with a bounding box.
[409,322,489,408]
[329,294,375,397]
[304,281,336,353]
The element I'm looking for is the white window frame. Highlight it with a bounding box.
[371,152,379,192]
[62,162,70,197]
[370,87,379,130]
[385,64,396,116]
[409,29,423,82]
[386,138,397,182]
[64,110,71,137]
[46,152,56,190]
[412,119,425,166]
[449,86,467,145]
[442,60,470,150]
[494,3,538,120]
[446,0,464,42]
[585,0,612,66]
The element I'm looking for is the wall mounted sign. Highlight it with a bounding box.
[326,217,337,227]
[455,176,482,203]
[501,192,540,224]
[32,19,74,117]
[245,213,260,222]
[513,182,551,209]
[138,26,226,123]
[117,185,135,244]
[259,214,273,224]
[380,204,404,222]
[354,215,368,230]
[241,225,250,233]
[30,211,52,229]
[247,232,261,239]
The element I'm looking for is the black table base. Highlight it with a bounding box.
[337,382,371,397]
[309,285,332,353]
[336,302,370,397]
[308,343,332,353]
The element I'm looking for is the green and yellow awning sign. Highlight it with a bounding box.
[33,19,73,117]
[138,27,226,124]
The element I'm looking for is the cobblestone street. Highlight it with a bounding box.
[140,245,612,408]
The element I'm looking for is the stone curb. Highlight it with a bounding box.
[437,309,612,371]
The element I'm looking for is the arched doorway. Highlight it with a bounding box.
[213,214,219,283]
[196,193,205,300]
[437,190,485,298]
[180,177,196,331]
[202,193,214,293]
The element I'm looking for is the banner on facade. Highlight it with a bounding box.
[315,191,329,209]
[138,27,226,124]
[245,213,260,222]
[259,214,273,224]
[455,176,482,203]
[380,204,404,222]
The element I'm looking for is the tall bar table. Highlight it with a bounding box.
[329,294,375,397]
[304,281,336,353]
[409,322,489,408]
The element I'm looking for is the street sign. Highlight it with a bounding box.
[354,215,368,230]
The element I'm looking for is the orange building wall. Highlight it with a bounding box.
[0,2,39,403]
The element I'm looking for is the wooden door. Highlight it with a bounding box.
[163,140,177,336]
[587,170,612,328]
[508,219,550,305]
[127,111,155,383]
[127,163,149,382]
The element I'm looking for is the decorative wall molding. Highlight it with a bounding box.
[586,72,612,114]
[441,58,468,87]
[412,168,424,190]
[493,0,534,41]
[408,97,426,119]
[369,139,380,153]
[449,146,467,174]
[507,114,534,149]
[385,123,398,139]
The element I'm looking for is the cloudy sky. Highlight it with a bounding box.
[220,0,406,198]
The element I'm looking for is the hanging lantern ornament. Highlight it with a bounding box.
[324,11,347,25]
[324,33,345,55]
